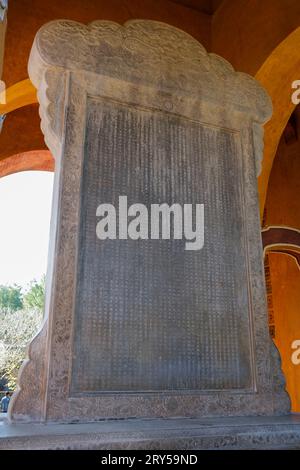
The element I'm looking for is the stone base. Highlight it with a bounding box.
[1,415,300,449]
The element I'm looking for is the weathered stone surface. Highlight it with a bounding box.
[9,20,290,424]
[71,98,251,394]
[1,416,300,450]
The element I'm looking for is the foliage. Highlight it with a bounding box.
[0,284,23,313]
[0,308,43,389]
[24,276,45,310]
[0,278,45,390]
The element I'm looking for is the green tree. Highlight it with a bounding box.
[0,308,43,389]
[24,277,45,310]
[0,285,23,312]
[0,278,45,389]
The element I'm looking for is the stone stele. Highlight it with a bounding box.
[7,20,293,435]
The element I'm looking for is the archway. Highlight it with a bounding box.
[263,249,300,412]
[262,106,300,412]
[0,150,54,178]
[256,27,300,218]
[0,170,54,407]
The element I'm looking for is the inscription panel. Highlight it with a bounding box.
[71,97,253,393]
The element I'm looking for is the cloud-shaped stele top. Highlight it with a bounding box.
[29,19,272,125]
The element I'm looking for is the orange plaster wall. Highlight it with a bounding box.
[0,150,53,177]
[3,0,211,87]
[0,0,211,168]
[267,252,300,412]
[255,28,300,219]
[211,1,300,218]
[212,0,300,76]
[264,135,300,230]
[264,127,300,411]
[212,0,300,410]
[0,104,46,161]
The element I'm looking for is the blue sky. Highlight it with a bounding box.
[0,171,54,289]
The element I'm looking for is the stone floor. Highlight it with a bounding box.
[0,415,300,449]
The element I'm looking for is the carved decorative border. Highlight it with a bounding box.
[10,20,289,422]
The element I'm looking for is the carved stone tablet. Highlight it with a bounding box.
[10,20,290,422]
[71,97,251,393]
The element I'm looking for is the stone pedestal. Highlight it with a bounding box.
[8,20,291,430]
[1,416,300,450]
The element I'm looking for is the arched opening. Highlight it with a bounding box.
[256,27,300,218]
[0,170,53,412]
[0,150,54,178]
[263,251,300,412]
[262,105,300,412]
